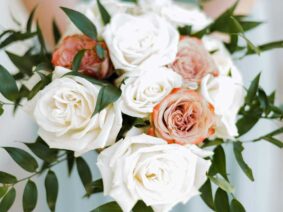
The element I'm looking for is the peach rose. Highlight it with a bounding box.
[169,36,218,84]
[52,34,113,79]
[150,88,215,145]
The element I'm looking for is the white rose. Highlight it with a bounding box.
[138,0,212,31]
[97,134,212,212]
[201,74,244,139]
[120,67,182,118]
[103,13,179,72]
[27,67,122,156]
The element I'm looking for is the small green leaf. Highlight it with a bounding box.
[85,179,103,196]
[96,43,105,60]
[200,180,214,210]
[0,172,17,184]
[67,151,75,176]
[45,170,59,212]
[246,73,261,105]
[0,188,16,212]
[23,180,37,212]
[3,147,38,173]
[26,6,37,32]
[213,146,228,180]
[97,0,111,25]
[233,142,254,181]
[25,137,58,163]
[214,188,230,212]
[72,50,86,72]
[178,25,192,36]
[91,202,122,212]
[209,175,235,194]
[0,31,37,49]
[28,74,51,100]
[76,157,92,194]
[61,7,97,40]
[0,186,8,199]
[0,65,18,101]
[237,112,260,136]
[231,199,246,212]
[5,51,34,76]
[0,104,4,116]
[133,201,154,212]
[52,20,61,44]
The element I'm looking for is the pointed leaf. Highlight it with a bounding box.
[85,179,103,196]
[97,0,111,25]
[3,147,38,173]
[91,202,122,212]
[200,180,214,210]
[0,186,8,199]
[133,201,154,212]
[72,50,86,72]
[0,104,4,116]
[231,199,246,212]
[26,6,37,32]
[45,170,59,212]
[0,65,18,101]
[52,20,61,44]
[76,157,92,194]
[96,43,105,60]
[214,188,230,212]
[23,180,37,212]
[213,146,228,180]
[0,172,17,184]
[67,151,75,176]
[0,188,16,212]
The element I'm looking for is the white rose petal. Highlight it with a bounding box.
[103,13,179,72]
[27,68,122,156]
[97,134,211,212]
[120,67,182,118]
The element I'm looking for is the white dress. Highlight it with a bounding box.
[0,0,283,211]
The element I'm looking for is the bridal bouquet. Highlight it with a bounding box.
[1,0,283,211]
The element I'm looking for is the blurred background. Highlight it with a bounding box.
[0,0,282,211]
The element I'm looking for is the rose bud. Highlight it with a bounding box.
[150,88,215,145]
[52,34,113,79]
[169,36,218,86]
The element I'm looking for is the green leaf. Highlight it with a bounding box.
[91,202,122,212]
[212,146,228,180]
[0,104,4,116]
[0,188,16,212]
[261,136,283,148]
[28,74,51,100]
[0,172,17,184]
[236,114,260,136]
[0,31,37,49]
[231,199,246,212]
[36,23,47,55]
[23,180,37,212]
[200,180,214,210]
[0,65,18,101]
[133,201,154,212]
[246,40,283,55]
[26,6,37,32]
[61,7,97,40]
[72,50,86,72]
[178,25,192,36]
[96,43,105,60]
[85,179,103,196]
[202,139,224,148]
[45,170,59,212]
[0,186,8,199]
[67,151,75,176]
[3,147,38,173]
[94,85,121,115]
[97,0,111,25]
[5,51,34,76]
[209,175,235,194]
[25,137,58,163]
[233,142,254,181]
[76,157,92,194]
[52,20,61,44]
[214,188,230,212]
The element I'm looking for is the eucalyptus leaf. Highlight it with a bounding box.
[231,199,246,212]
[23,180,37,212]
[0,172,17,184]
[45,170,59,212]
[233,142,254,181]
[0,65,19,101]
[200,180,214,210]
[214,188,230,212]
[61,7,97,40]
[0,188,16,212]
[91,202,122,212]
[209,175,235,194]
[3,147,38,173]
[76,157,92,194]
[97,0,111,25]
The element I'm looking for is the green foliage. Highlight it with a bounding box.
[23,180,37,212]
[0,65,19,101]
[200,180,214,210]
[45,170,59,212]
[231,199,246,212]
[61,7,97,40]
[0,104,3,116]
[27,74,52,100]
[26,6,37,32]
[233,142,254,181]
[0,172,17,184]
[0,30,37,49]
[91,202,122,212]
[67,151,75,176]
[0,188,16,212]
[52,20,61,44]
[72,50,86,72]
[210,146,228,180]
[97,0,111,25]
[214,188,230,212]
[0,186,8,199]
[85,179,104,196]
[96,43,105,60]
[208,175,235,194]
[133,201,154,212]
[3,147,38,173]
[76,157,93,195]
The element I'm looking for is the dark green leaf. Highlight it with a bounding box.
[178,25,192,35]
[28,74,51,100]
[231,199,246,212]
[52,20,61,44]
[36,23,47,55]
[247,40,283,55]
[0,186,8,199]
[200,180,214,210]
[97,0,111,25]
[133,201,153,212]
[202,139,224,148]
[5,51,34,76]
[25,137,58,163]
[67,151,75,176]
[258,88,269,110]
[0,65,18,101]
[133,118,150,128]
[209,175,235,193]
[85,179,103,196]
[61,7,97,40]
[91,202,122,212]
[213,146,228,180]
[23,180,37,212]
[233,142,254,181]
[26,6,37,32]
[214,188,230,212]
[0,104,4,116]
[96,43,105,60]
[72,50,86,72]
[45,170,59,212]
[76,157,92,194]
[0,31,37,49]
[236,114,260,136]
[3,147,38,173]
[0,188,16,212]
[0,172,17,184]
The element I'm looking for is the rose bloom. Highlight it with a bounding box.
[52,34,113,79]
[150,88,215,145]
[26,67,122,156]
[97,134,212,212]
[169,36,218,85]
